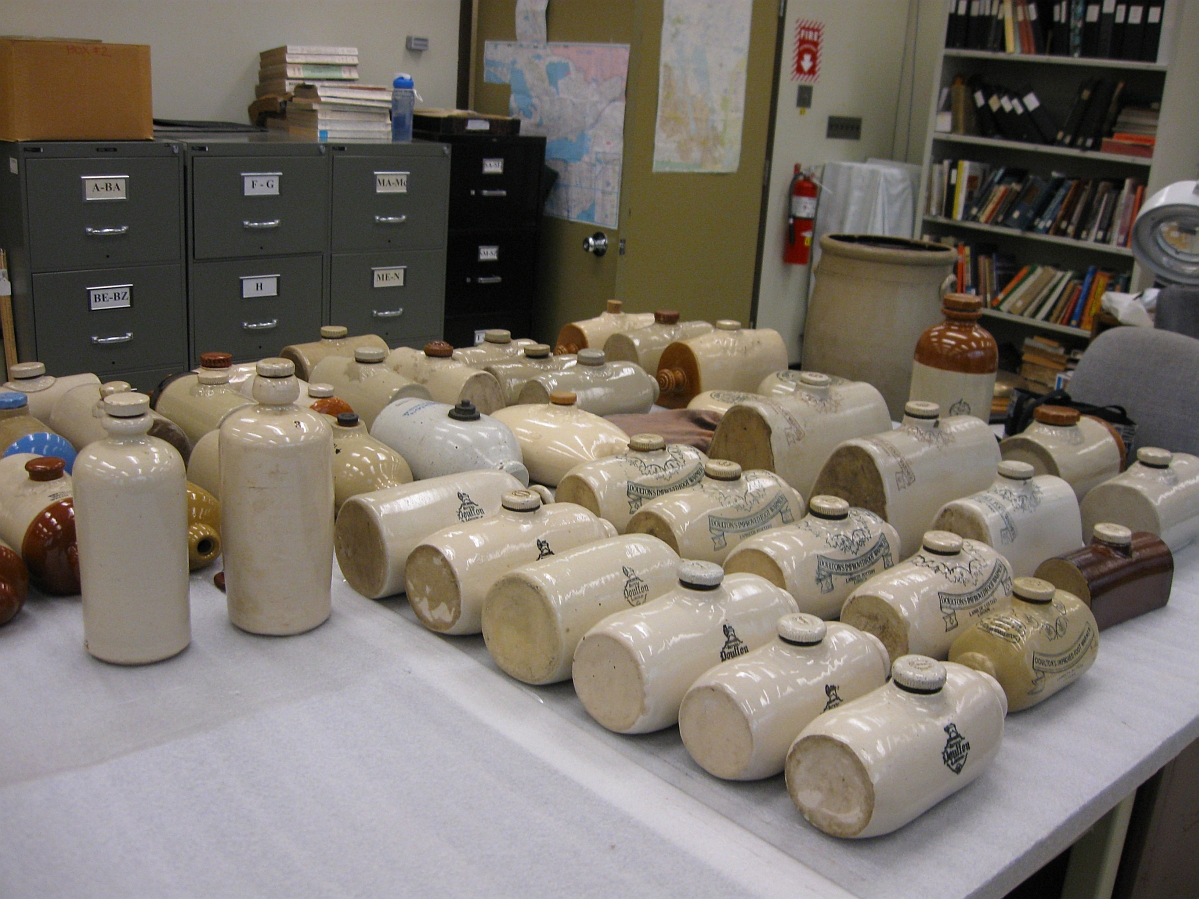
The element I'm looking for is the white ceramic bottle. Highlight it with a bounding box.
[556,434,708,533]
[482,533,682,685]
[572,562,799,734]
[686,390,763,416]
[405,490,616,635]
[933,460,1084,577]
[655,321,790,409]
[554,299,655,355]
[185,429,221,499]
[603,310,714,373]
[724,495,900,619]
[308,346,430,429]
[0,453,79,595]
[1000,405,1123,500]
[280,325,390,380]
[785,655,1007,838]
[484,343,575,405]
[74,392,190,665]
[841,530,1015,662]
[220,358,334,636]
[330,412,413,512]
[1079,447,1199,551]
[679,613,890,780]
[153,352,253,446]
[517,348,658,415]
[491,391,629,486]
[452,329,538,368]
[386,341,506,414]
[3,361,99,423]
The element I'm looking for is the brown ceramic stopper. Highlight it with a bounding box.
[654,310,680,324]
[606,299,623,314]
[942,293,983,319]
[424,341,454,358]
[199,352,233,369]
[1034,405,1081,426]
[549,391,577,406]
[26,457,65,482]
[657,368,688,394]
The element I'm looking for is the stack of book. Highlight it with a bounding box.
[256,45,360,99]
[1018,335,1081,389]
[991,262,1130,329]
[280,83,392,141]
[1101,103,1158,157]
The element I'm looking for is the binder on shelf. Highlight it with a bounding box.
[1082,1,1102,55]
[1096,0,1118,57]
[947,0,970,47]
[1139,0,1163,62]
[971,79,1000,137]
[1056,78,1095,145]
[1110,2,1127,57]
[1121,3,1145,59]
[1020,86,1059,144]
[1073,78,1116,149]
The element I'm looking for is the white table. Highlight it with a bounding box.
[3,543,1197,899]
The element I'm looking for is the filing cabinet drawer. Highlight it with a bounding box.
[190,255,324,362]
[330,152,450,252]
[30,264,187,375]
[330,249,445,346]
[443,311,533,351]
[445,138,544,229]
[26,156,183,272]
[191,156,329,259]
[444,227,537,315]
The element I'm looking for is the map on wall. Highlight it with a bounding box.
[484,41,630,229]
[652,0,753,174]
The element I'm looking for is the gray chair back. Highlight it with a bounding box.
[1154,286,1199,339]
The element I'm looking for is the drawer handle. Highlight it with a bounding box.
[374,214,408,225]
[372,308,404,319]
[85,225,129,237]
[243,219,281,230]
[476,275,503,285]
[242,319,278,331]
[479,190,508,198]
[91,332,133,345]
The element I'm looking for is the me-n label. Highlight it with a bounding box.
[242,173,280,196]
[88,284,132,310]
[373,266,406,288]
[482,158,504,175]
[375,171,409,193]
[241,275,279,298]
[82,175,127,201]
[478,245,499,262]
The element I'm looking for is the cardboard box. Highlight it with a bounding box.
[0,38,152,141]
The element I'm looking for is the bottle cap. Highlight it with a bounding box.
[628,433,666,453]
[199,352,233,369]
[1093,522,1133,547]
[922,530,963,555]
[103,392,150,418]
[679,560,723,590]
[704,459,742,481]
[336,412,360,428]
[424,341,454,358]
[484,329,512,344]
[502,489,541,512]
[943,293,983,313]
[9,361,45,379]
[549,391,576,406]
[448,400,481,421]
[0,392,28,410]
[1034,405,1080,426]
[321,325,349,340]
[197,368,230,385]
[524,344,551,359]
[714,319,741,331]
[892,655,947,693]
[809,495,850,520]
[25,456,65,482]
[99,382,131,398]
[355,346,386,364]
[654,310,680,324]
[392,73,415,89]
[998,460,1034,481]
[777,613,827,646]
[307,382,335,398]
[798,371,832,388]
[1137,447,1173,469]
[1012,576,1056,603]
[606,299,623,314]
[255,357,295,379]
[904,400,940,420]
[577,348,605,366]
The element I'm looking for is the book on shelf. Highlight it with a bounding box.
[1099,136,1154,157]
[256,78,361,98]
[945,0,1162,60]
[259,62,359,81]
[260,45,359,65]
[291,83,391,104]
[983,260,1129,330]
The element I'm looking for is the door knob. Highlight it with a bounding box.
[583,232,609,257]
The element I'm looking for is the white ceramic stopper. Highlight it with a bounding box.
[798,371,831,387]
[629,433,667,453]
[524,344,551,358]
[704,459,742,481]
[502,489,542,512]
[904,400,941,420]
[809,495,850,520]
[998,460,1035,480]
[715,320,741,331]
[1137,447,1173,469]
[891,655,947,693]
[1093,522,1133,547]
[9,361,45,379]
[103,392,150,417]
[307,382,335,398]
[484,329,512,344]
[256,357,295,379]
[922,530,963,555]
[321,325,349,339]
[578,349,605,366]
[777,612,827,646]
[354,346,387,364]
[1011,576,1056,603]
[679,560,723,589]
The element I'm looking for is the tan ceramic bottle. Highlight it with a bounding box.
[386,341,506,414]
[491,391,630,486]
[220,358,334,636]
[308,346,430,428]
[186,430,221,499]
[186,482,221,570]
[280,325,390,380]
[1000,405,1124,500]
[153,352,253,446]
[75,392,190,664]
[484,343,576,405]
[452,329,538,368]
[517,348,658,415]
[330,411,413,511]
[908,294,998,422]
[3,361,99,422]
[603,310,714,373]
[306,382,355,420]
[0,454,79,594]
[655,321,790,408]
[555,299,655,355]
[0,536,30,627]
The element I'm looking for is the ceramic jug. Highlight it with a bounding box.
[220,358,334,636]
[186,482,221,570]
[756,369,832,398]
[481,533,682,685]
[74,393,190,665]
[655,321,790,409]
[153,352,254,446]
[554,299,655,355]
[1080,447,1199,551]
[603,310,714,374]
[331,412,413,511]
[387,342,506,414]
[370,397,528,485]
[0,536,29,627]
[1035,523,1173,630]
[518,349,659,415]
[810,401,1001,557]
[724,496,900,619]
[932,460,1084,577]
[305,382,355,420]
[1000,405,1123,501]
[0,454,79,594]
[48,380,190,456]
[556,434,708,533]
[686,390,763,416]
[3,361,99,423]
[841,531,1014,662]
[405,490,616,635]
[785,655,1006,838]
[950,576,1098,712]
[679,614,890,780]
[707,371,891,499]
[491,391,629,487]
[227,362,316,404]
[484,344,576,405]
[572,562,799,734]
[627,460,805,564]
[0,392,77,472]
[334,469,525,599]
[908,294,998,422]
[309,346,430,429]
[452,329,538,368]
[280,325,390,380]
[186,430,221,499]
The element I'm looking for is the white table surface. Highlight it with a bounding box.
[3,542,1197,899]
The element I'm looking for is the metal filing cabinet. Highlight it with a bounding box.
[0,140,187,392]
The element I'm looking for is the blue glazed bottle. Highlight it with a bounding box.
[0,392,77,472]
[391,73,416,142]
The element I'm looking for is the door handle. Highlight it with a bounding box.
[374,214,407,225]
[84,225,129,237]
[91,332,133,345]
[583,232,609,257]
[475,275,503,285]
[479,189,508,197]
[243,219,281,230]
[372,308,404,319]
[242,319,278,331]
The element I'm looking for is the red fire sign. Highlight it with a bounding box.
[794,19,823,83]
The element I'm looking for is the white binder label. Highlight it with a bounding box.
[241,275,279,298]
[466,119,490,131]
[478,245,500,262]
[1147,6,1161,22]
[375,171,409,193]
[88,284,132,310]
[1086,5,1101,22]
[1102,0,1116,12]
[373,266,406,288]
[82,175,127,201]
[1128,6,1143,24]
[1116,6,1127,24]
[242,173,280,196]
[482,158,504,175]
[1023,93,1040,111]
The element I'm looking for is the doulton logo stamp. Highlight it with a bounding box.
[719,624,748,661]
[536,538,554,560]
[622,566,649,606]
[941,723,970,774]
[456,492,484,522]
[823,684,843,711]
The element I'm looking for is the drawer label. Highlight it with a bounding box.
[82,175,128,201]
[478,245,500,262]
[466,119,489,131]
[482,158,504,175]
[474,329,487,345]
[241,274,279,298]
[88,283,132,310]
[375,171,409,193]
[373,266,406,288]
[242,173,281,196]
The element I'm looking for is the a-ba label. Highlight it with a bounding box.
[82,175,127,201]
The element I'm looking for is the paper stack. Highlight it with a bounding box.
[256,45,360,99]
[283,83,392,141]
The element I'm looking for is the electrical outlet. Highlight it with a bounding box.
[826,116,862,140]
[406,35,429,51]
[796,85,813,109]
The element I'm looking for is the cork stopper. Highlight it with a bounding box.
[448,400,481,421]
[255,357,295,379]
[1034,405,1080,426]
[1093,522,1133,548]
[904,400,941,420]
[679,560,723,590]
[605,299,623,314]
[628,433,666,453]
[550,391,577,406]
[798,371,832,388]
[26,456,65,482]
[321,325,349,340]
[484,329,512,345]
[0,392,27,410]
[502,489,542,512]
[998,460,1034,481]
[103,392,150,418]
[199,352,233,369]
[714,319,741,331]
[704,459,743,481]
[307,383,335,398]
[892,655,947,694]
[777,613,827,646]
[922,530,964,555]
[577,348,605,366]
[654,310,680,324]
[1012,576,1056,604]
[424,341,454,358]
[354,346,386,364]
[336,412,359,428]
[1137,447,1173,469]
[524,344,552,359]
[809,495,850,520]
[9,361,46,379]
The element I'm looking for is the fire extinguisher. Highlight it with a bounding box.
[785,164,818,266]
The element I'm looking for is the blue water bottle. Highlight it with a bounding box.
[391,73,415,143]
